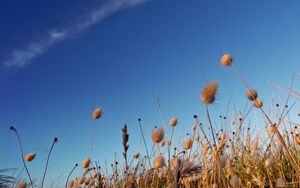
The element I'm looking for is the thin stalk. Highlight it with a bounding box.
[195,116,210,144]
[188,125,197,159]
[41,137,58,188]
[10,126,34,188]
[156,93,166,128]
[168,126,174,169]
[206,105,217,146]
[65,164,78,188]
[138,119,151,167]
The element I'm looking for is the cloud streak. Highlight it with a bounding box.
[3,0,148,67]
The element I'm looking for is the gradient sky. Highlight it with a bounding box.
[1,0,300,186]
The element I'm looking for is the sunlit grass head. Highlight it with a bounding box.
[201,81,218,104]
[151,127,165,143]
[25,153,36,162]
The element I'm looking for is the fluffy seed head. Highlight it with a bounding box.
[82,158,91,168]
[253,99,263,108]
[201,81,218,104]
[295,136,300,145]
[92,173,98,179]
[151,128,165,143]
[93,108,102,119]
[169,118,178,127]
[25,153,36,162]
[77,176,85,185]
[18,181,27,188]
[133,153,140,159]
[247,89,258,101]
[220,54,233,67]
[67,180,74,188]
[184,137,193,149]
[172,158,182,170]
[153,155,165,168]
[195,134,200,141]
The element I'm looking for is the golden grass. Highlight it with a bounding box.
[8,53,300,188]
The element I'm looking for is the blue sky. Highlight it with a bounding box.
[1,0,300,186]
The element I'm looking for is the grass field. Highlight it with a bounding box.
[3,54,300,188]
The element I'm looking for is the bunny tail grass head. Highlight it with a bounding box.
[82,158,91,169]
[247,89,258,101]
[201,81,218,104]
[154,155,165,168]
[133,153,140,159]
[67,179,74,188]
[93,108,102,119]
[151,127,165,143]
[169,118,178,127]
[184,137,193,150]
[18,181,27,188]
[25,153,36,162]
[220,54,233,67]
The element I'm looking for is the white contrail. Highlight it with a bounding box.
[3,0,148,67]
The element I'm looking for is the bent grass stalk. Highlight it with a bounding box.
[65,163,78,188]
[10,126,34,188]
[41,137,58,188]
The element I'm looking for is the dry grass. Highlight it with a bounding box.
[7,54,300,188]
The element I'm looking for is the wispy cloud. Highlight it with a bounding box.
[3,0,148,67]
